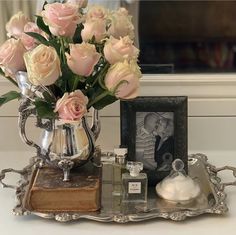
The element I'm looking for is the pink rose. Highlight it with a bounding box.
[41,2,81,37]
[54,90,88,121]
[66,0,88,8]
[66,42,100,76]
[104,36,139,64]
[81,19,106,42]
[21,22,44,50]
[0,38,26,77]
[108,8,134,39]
[104,60,142,99]
[86,5,107,20]
[5,11,29,38]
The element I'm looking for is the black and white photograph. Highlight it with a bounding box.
[120,96,188,184]
[136,112,174,172]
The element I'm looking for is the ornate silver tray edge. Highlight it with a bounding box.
[1,153,236,223]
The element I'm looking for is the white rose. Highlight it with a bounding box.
[104,36,139,64]
[81,19,107,42]
[108,8,134,39]
[86,5,108,20]
[104,60,142,99]
[24,44,61,86]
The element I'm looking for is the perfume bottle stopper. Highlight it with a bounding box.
[126,161,143,177]
[172,158,184,172]
[114,148,127,165]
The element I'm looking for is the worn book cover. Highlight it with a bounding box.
[25,162,102,212]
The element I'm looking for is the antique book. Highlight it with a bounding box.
[25,162,102,212]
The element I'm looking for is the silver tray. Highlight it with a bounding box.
[0,153,236,223]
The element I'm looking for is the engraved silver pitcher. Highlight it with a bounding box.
[16,72,101,181]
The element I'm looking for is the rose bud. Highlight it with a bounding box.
[108,8,134,39]
[0,38,26,77]
[66,42,101,77]
[86,5,108,20]
[104,36,139,65]
[21,22,44,50]
[81,19,107,42]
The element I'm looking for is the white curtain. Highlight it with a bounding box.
[0,0,36,44]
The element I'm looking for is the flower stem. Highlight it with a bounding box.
[59,37,66,64]
[91,63,109,87]
[87,90,110,109]
[72,75,81,91]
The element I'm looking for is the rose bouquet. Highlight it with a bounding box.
[0,0,141,122]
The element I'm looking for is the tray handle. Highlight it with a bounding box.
[0,168,27,190]
[0,159,39,190]
[215,165,236,189]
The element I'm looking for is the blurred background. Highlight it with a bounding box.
[3,1,236,74]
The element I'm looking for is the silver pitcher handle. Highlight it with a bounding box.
[18,98,54,161]
[91,108,101,141]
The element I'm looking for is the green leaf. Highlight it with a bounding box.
[92,93,117,110]
[42,91,56,103]
[48,37,61,57]
[26,32,49,46]
[0,67,4,76]
[56,63,85,93]
[73,23,84,44]
[34,99,57,119]
[98,74,108,90]
[88,35,96,44]
[48,84,64,98]
[86,86,103,102]
[0,91,21,107]
[90,62,110,88]
[71,75,86,91]
[36,15,51,36]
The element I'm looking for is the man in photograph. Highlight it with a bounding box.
[154,112,174,171]
[136,113,159,170]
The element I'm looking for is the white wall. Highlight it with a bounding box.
[1,74,236,153]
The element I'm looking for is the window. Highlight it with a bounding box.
[139,1,236,74]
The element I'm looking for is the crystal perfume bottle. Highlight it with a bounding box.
[122,161,147,203]
[112,148,127,196]
[156,159,201,203]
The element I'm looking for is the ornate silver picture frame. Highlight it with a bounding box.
[120,96,188,185]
